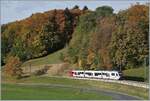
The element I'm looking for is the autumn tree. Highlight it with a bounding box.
[64,8,74,44]
[1,23,18,64]
[1,36,9,65]
[109,4,149,70]
[4,56,23,79]
[10,37,27,61]
[78,48,89,70]
[95,6,114,17]
[73,5,79,9]
[83,6,88,11]
[67,47,78,63]
[40,10,61,53]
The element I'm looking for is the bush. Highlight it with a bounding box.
[33,66,50,76]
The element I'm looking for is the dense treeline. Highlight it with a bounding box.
[66,4,149,71]
[1,6,87,65]
[2,4,149,72]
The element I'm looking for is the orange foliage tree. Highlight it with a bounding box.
[4,56,23,79]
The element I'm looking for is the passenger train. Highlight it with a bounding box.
[69,70,121,80]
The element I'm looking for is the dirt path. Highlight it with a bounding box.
[22,63,70,76]
[15,82,142,100]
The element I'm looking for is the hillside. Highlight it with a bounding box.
[2,4,149,81]
[21,48,66,67]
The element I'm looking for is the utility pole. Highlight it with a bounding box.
[119,63,121,72]
[29,63,31,74]
[144,57,147,82]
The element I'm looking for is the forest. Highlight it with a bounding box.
[1,4,149,74]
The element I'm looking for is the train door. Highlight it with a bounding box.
[102,72,110,79]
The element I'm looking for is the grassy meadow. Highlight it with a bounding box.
[123,67,149,82]
[2,83,113,100]
[21,48,66,67]
[2,76,149,100]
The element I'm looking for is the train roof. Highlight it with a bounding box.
[72,70,119,72]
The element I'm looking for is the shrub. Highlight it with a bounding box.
[33,66,50,76]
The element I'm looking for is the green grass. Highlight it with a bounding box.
[2,83,112,100]
[123,67,149,81]
[15,76,90,87]
[21,48,66,67]
[2,76,149,100]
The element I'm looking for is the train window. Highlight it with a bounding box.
[102,73,105,75]
[74,72,77,75]
[116,73,118,76]
[95,73,101,76]
[111,73,115,76]
[78,72,84,75]
[102,73,109,77]
[85,72,93,76]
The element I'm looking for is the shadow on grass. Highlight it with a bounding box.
[121,76,145,82]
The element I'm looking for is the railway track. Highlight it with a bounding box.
[46,76,149,89]
[69,77,149,89]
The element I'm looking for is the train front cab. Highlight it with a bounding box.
[109,71,120,80]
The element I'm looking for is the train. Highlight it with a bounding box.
[69,70,121,80]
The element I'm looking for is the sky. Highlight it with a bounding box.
[1,0,149,24]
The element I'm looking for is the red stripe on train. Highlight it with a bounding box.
[69,70,73,77]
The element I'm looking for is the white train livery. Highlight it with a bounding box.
[69,70,121,80]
